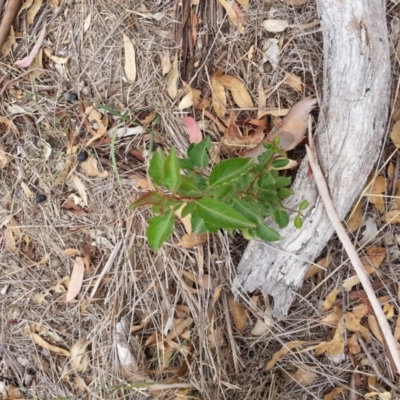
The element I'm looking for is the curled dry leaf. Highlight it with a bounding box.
[80,156,108,177]
[304,255,332,280]
[315,318,345,361]
[1,25,15,57]
[62,248,80,257]
[70,338,89,371]
[211,73,227,118]
[178,90,193,110]
[261,38,280,70]
[346,200,363,232]
[236,0,249,9]
[70,174,88,207]
[262,19,289,33]
[161,52,172,75]
[366,176,386,213]
[285,73,303,92]
[177,232,208,248]
[321,288,340,312]
[216,75,254,109]
[29,331,70,357]
[285,366,317,386]
[167,54,179,99]
[20,182,34,198]
[266,341,307,370]
[228,295,247,333]
[123,34,136,84]
[27,0,43,25]
[218,0,245,33]
[0,144,9,168]
[66,257,85,302]
[390,120,400,148]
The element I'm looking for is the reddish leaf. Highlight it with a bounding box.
[183,116,202,143]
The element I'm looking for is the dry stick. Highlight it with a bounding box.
[0,0,21,51]
[305,133,400,375]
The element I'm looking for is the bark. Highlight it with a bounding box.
[234,0,391,319]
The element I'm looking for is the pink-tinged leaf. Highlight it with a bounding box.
[183,116,202,143]
[66,257,85,302]
[15,22,46,68]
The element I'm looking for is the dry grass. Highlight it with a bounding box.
[1,1,400,399]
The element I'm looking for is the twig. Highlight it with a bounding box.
[357,333,400,392]
[305,128,400,375]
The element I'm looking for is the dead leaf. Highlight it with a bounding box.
[1,25,15,56]
[167,54,179,99]
[66,257,85,302]
[175,204,192,233]
[33,291,50,305]
[0,144,10,168]
[383,303,394,319]
[109,126,145,138]
[257,80,267,119]
[266,341,307,370]
[347,333,361,355]
[268,97,317,151]
[216,75,254,109]
[5,217,20,252]
[262,19,289,32]
[211,72,227,118]
[368,314,383,344]
[178,91,193,109]
[228,295,247,333]
[218,0,245,33]
[62,248,80,257]
[178,232,208,248]
[70,174,88,207]
[345,311,370,341]
[83,13,91,32]
[324,387,344,400]
[305,255,332,280]
[366,176,386,213]
[390,120,400,148]
[29,331,70,357]
[315,318,345,361]
[183,116,202,143]
[382,209,400,224]
[80,156,108,177]
[261,38,280,70]
[70,338,89,372]
[285,73,303,92]
[236,0,249,9]
[123,34,136,84]
[161,52,172,75]
[27,0,42,25]
[346,200,363,232]
[285,366,317,386]
[50,54,68,64]
[20,182,34,198]
[128,173,151,190]
[321,288,340,312]
[15,22,46,68]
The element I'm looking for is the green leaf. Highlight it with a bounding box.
[130,191,164,209]
[242,228,257,240]
[188,136,211,167]
[149,148,166,186]
[275,176,291,188]
[258,172,276,188]
[163,148,182,193]
[299,200,309,211]
[147,210,175,251]
[278,188,295,199]
[178,158,195,170]
[191,213,207,233]
[272,158,290,168]
[294,214,303,229]
[255,223,281,241]
[209,158,254,187]
[196,197,256,229]
[274,209,289,229]
[258,188,280,204]
[178,176,203,197]
[257,149,274,165]
[182,202,197,217]
[232,199,263,224]
[207,184,234,200]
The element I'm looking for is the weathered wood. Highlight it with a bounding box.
[234,0,391,319]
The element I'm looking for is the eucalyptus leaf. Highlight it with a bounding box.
[209,158,253,187]
[149,148,166,186]
[255,223,281,241]
[163,148,182,193]
[188,136,211,167]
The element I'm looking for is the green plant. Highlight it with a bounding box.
[130,137,308,251]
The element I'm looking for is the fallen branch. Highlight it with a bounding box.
[305,133,400,375]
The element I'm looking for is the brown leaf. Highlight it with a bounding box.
[268,97,317,151]
[321,288,340,312]
[29,331,70,357]
[366,176,386,213]
[218,0,245,33]
[160,52,172,75]
[390,120,400,148]
[167,54,179,99]
[304,255,333,280]
[346,200,363,232]
[62,248,80,257]
[211,73,227,118]
[368,314,383,344]
[80,156,108,177]
[27,0,43,25]
[216,75,254,109]
[228,295,247,333]
[1,25,15,56]
[315,318,345,358]
[345,311,370,341]
[324,388,344,400]
[66,257,85,302]
[70,174,88,207]
[285,366,317,386]
[236,0,249,10]
[177,232,208,248]
[266,341,307,370]
[0,144,10,168]
[0,0,22,52]
[285,72,303,92]
[123,34,136,83]
[70,338,89,371]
